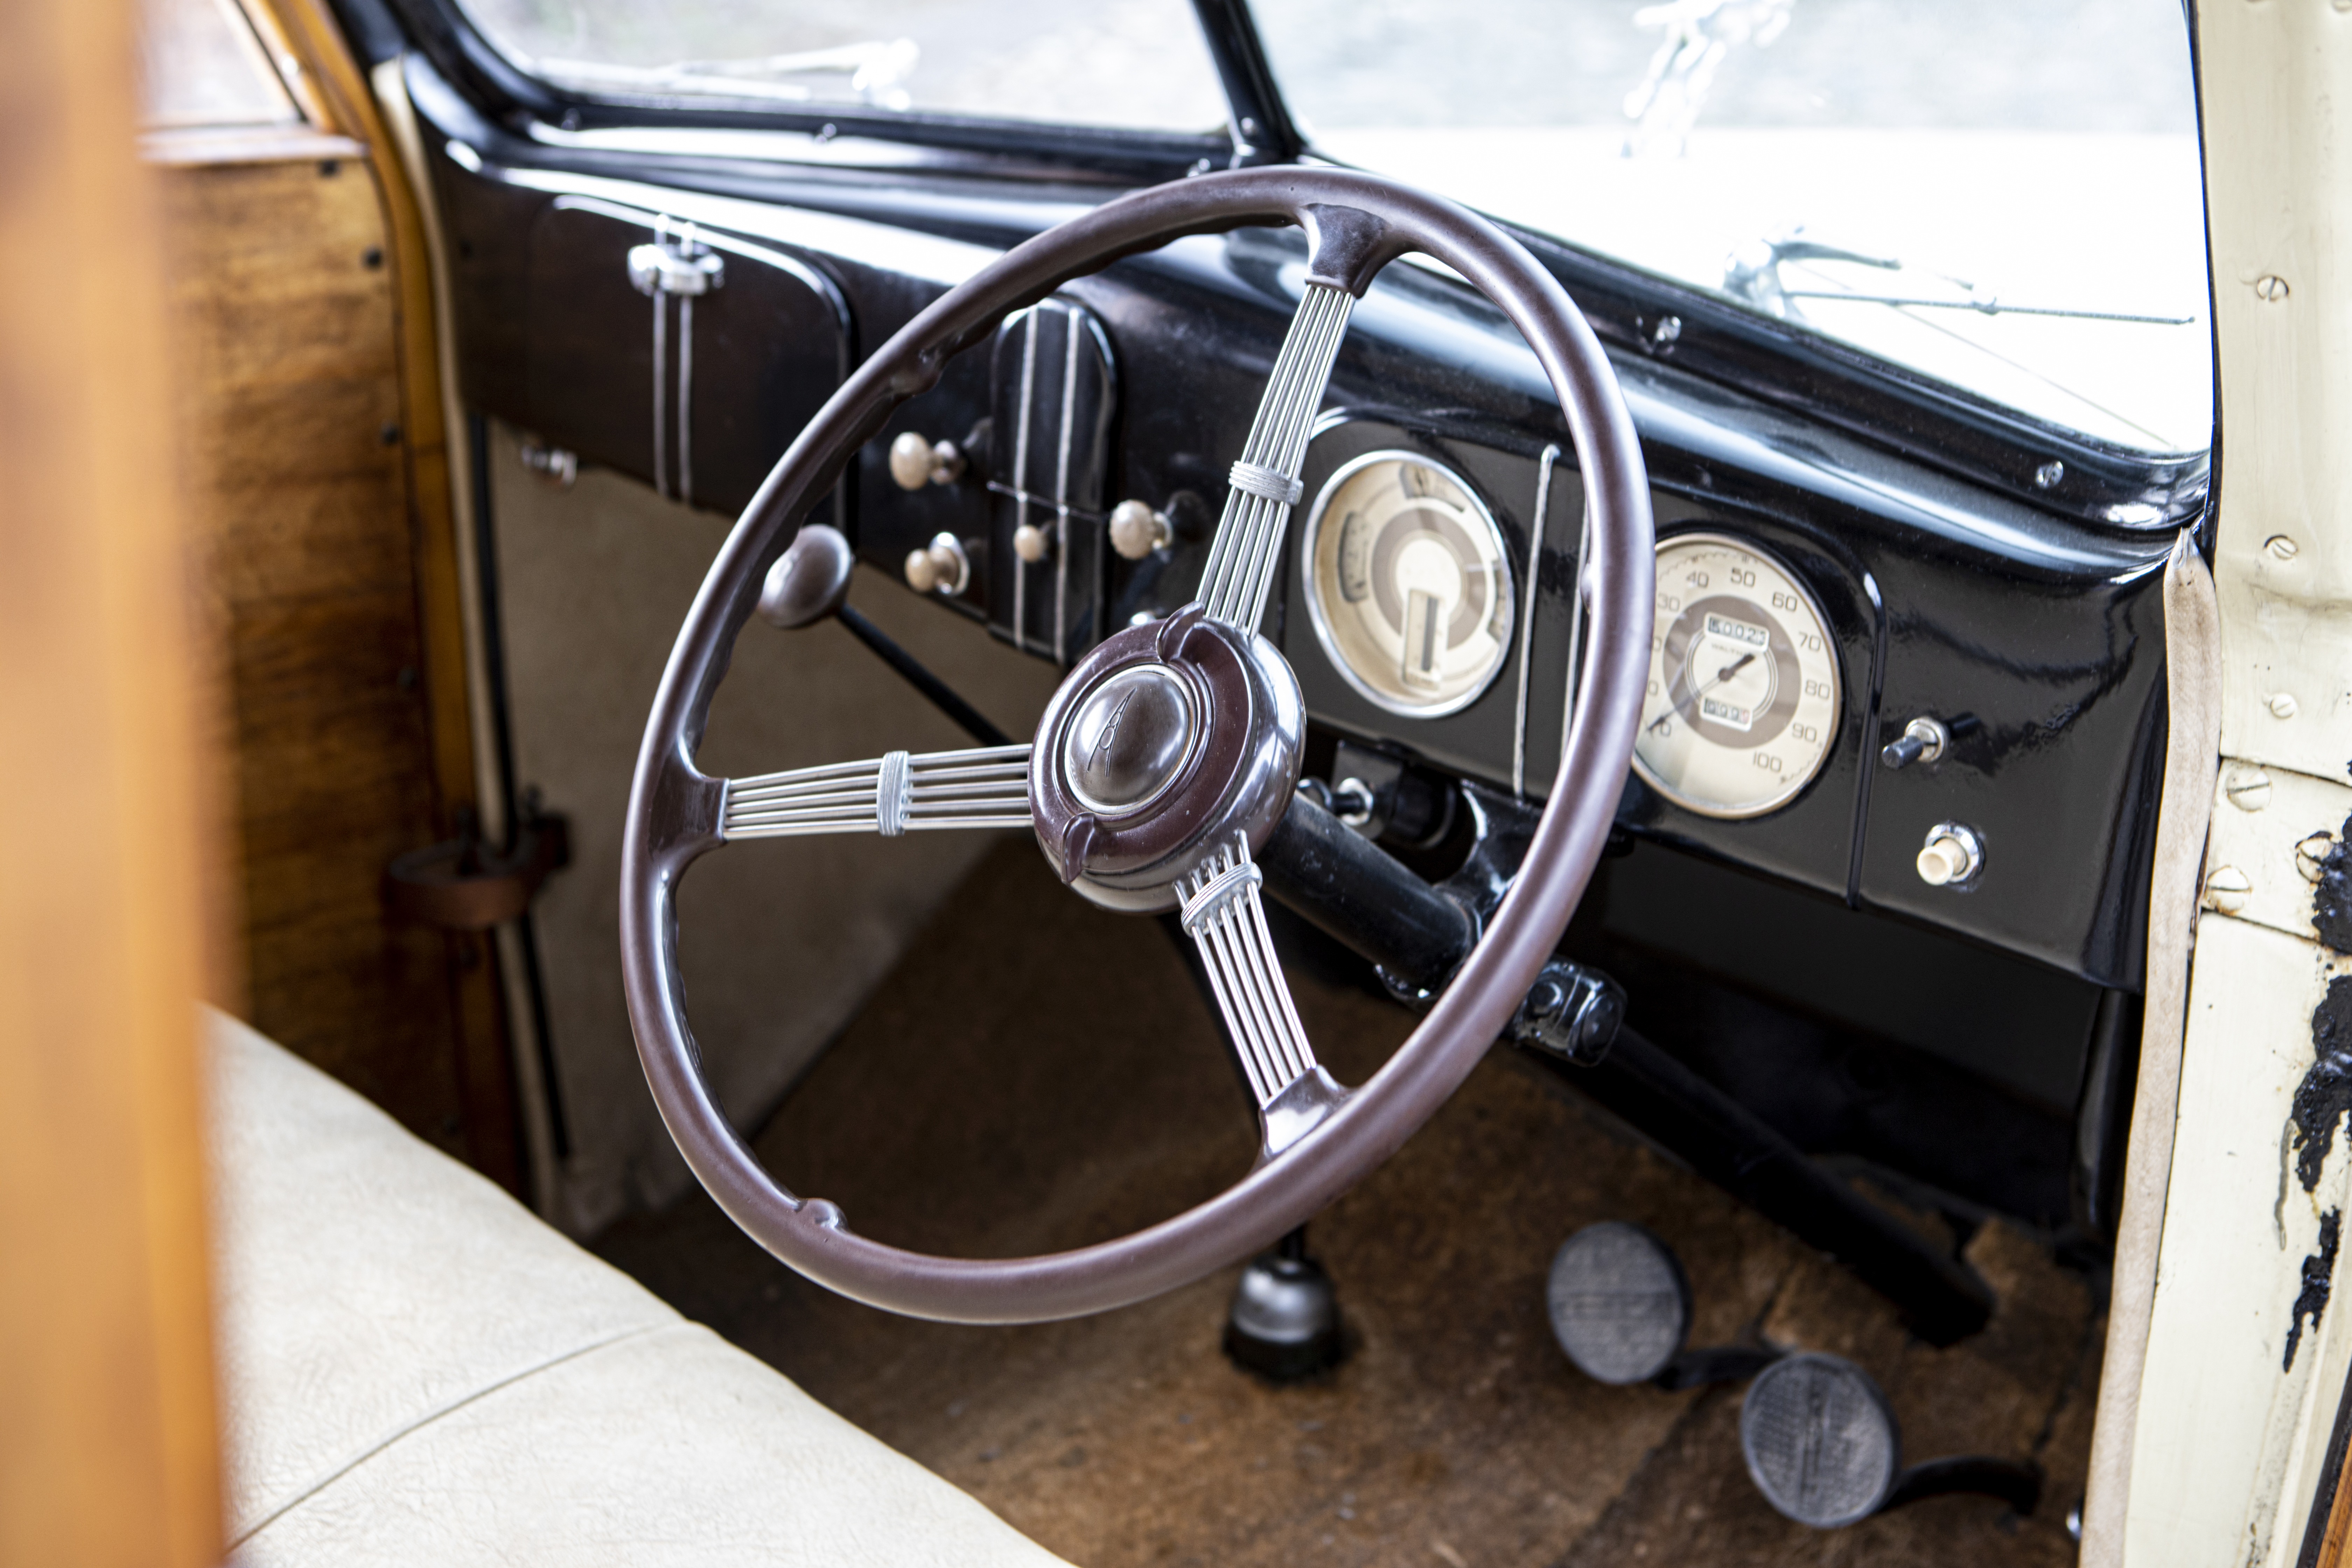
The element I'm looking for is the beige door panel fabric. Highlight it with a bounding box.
[204,1009,1072,1567]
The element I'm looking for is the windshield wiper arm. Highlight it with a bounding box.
[1724,226,2193,327]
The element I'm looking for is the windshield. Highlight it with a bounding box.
[455,0,1228,134]
[1253,0,2212,455]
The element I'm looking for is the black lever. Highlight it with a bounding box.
[756,522,1010,747]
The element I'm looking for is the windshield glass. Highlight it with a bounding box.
[455,0,1228,134]
[1254,0,2212,455]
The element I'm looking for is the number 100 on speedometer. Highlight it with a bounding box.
[1631,534,1840,820]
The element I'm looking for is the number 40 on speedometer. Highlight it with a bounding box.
[1631,533,1841,820]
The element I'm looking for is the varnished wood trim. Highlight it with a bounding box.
[251,0,527,1195]
[0,0,222,1560]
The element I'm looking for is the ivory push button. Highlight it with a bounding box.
[903,532,970,596]
[1915,822,1983,887]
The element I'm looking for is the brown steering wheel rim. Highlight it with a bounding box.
[619,166,1655,1324]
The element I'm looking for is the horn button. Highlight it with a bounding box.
[1064,665,1195,816]
[1029,605,1305,914]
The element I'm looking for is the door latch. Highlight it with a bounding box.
[627,219,725,507]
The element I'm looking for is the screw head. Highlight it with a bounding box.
[2270,691,2301,719]
[2225,767,2274,811]
[1650,314,1683,346]
[2256,274,2291,302]
[2034,460,2065,489]
[2267,534,2301,561]
[2205,864,2253,915]
[2300,834,2338,884]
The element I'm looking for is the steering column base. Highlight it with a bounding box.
[1223,1228,1345,1382]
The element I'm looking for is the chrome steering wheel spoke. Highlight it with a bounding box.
[1196,282,1357,635]
[1178,833,1348,1158]
[721,744,1032,840]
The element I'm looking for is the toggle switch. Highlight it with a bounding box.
[1880,715,1950,770]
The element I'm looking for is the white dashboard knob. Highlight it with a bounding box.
[1915,822,1983,887]
[1108,498,1172,560]
[903,532,969,596]
[1013,523,1051,563]
[888,432,966,491]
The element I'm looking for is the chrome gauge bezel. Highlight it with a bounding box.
[1298,449,1517,720]
[1630,531,1842,822]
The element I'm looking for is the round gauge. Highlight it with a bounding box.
[1301,452,1515,717]
[1633,533,1840,820]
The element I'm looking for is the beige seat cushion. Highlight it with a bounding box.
[205,1008,1070,1567]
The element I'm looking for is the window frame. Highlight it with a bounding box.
[355,0,2214,531]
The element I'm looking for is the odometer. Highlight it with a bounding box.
[1632,534,1840,819]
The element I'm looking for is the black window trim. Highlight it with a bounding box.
[356,0,1255,178]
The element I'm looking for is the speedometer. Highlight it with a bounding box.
[1301,452,1514,717]
[1632,534,1840,819]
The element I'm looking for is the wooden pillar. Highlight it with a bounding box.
[0,0,224,1562]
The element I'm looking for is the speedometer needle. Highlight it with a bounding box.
[1648,651,1758,734]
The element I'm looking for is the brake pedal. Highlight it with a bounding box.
[1740,1352,2042,1527]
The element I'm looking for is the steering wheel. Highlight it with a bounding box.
[620,167,1654,1324]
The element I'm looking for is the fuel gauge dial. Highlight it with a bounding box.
[1633,534,1840,819]
[1301,452,1514,718]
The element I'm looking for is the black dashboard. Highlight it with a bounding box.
[416,53,2183,1210]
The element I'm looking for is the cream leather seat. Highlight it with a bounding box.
[205,1009,1071,1567]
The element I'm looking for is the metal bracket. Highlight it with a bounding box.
[384,803,571,931]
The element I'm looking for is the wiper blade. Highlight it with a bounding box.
[1724,225,2193,327]
[534,38,919,109]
